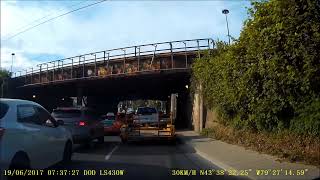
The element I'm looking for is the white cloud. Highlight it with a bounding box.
[1,0,250,73]
[1,47,39,73]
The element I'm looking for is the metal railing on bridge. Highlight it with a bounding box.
[14,38,214,86]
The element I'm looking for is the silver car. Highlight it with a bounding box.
[51,107,104,145]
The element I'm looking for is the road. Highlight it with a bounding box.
[43,136,248,180]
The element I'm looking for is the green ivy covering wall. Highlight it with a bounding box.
[192,0,320,136]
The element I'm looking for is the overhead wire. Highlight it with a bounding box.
[3,0,107,41]
[6,0,89,38]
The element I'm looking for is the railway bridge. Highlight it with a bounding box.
[8,38,214,129]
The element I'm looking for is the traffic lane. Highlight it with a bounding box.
[42,137,249,180]
[107,140,248,179]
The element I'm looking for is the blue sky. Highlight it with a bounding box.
[1,0,251,73]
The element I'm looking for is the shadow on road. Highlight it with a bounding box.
[8,136,248,180]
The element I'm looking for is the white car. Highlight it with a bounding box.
[0,99,73,178]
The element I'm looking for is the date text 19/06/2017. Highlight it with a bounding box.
[3,169,125,176]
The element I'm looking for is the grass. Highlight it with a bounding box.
[200,122,320,167]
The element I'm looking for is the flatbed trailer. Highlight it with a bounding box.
[119,114,176,143]
[120,94,177,143]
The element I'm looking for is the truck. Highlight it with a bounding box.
[133,107,159,125]
[120,94,177,143]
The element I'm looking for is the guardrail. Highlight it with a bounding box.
[14,38,214,85]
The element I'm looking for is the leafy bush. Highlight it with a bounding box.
[0,69,10,79]
[0,69,11,97]
[192,0,320,135]
[290,98,320,136]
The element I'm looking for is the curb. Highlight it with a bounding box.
[191,142,255,180]
[177,134,320,180]
[177,135,255,180]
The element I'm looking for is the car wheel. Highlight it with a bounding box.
[98,136,104,144]
[62,141,72,163]
[84,141,93,148]
[168,139,176,146]
[120,136,128,143]
[9,152,31,170]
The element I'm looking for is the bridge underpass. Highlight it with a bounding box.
[16,70,191,128]
[8,38,214,130]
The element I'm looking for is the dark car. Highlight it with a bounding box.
[51,107,104,145]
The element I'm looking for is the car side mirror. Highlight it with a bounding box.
[57,120,64,126]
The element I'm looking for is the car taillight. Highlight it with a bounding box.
[79,121,86,126]
[0,127,5,139]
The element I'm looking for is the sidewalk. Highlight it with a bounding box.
[176,130,320,180]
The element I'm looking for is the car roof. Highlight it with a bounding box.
[0,98,39,106]
[54,106,91,111]
[138,107,156,109]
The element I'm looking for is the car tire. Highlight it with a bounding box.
[120,136,128,143]
[169,139,176,146]
[62,141,72,163]
[8,152,31,180]
[98,136,104,144]
[84,141,93,148]
[9,152,31,170]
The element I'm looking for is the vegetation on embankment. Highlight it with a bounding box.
[0,69,10,79]
[201,125,320,166]
[192,0,320,165]
[0,69,11,98]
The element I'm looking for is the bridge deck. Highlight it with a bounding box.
[12,38,214,87]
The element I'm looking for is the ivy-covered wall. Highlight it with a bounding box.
[192,0,320,136]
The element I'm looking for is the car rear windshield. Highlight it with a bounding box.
[105,115,115,120]
[137,107,157,115]
[101,115,116,120]
[52,109,81,118]
[0,102,9,119]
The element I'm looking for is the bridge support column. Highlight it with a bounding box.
[199,84,203,132]
[193,92,200,132]
[192,84,203,133]
[77,86,83,106]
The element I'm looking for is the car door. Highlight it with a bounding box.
[34,106,66,165]
[16,104,49,168]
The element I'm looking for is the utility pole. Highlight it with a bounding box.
[1,79,4,98]
[222,9,231,44]
[11,53,15,76]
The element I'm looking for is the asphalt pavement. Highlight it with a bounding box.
[36,136,249,180]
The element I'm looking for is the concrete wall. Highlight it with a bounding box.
[204,107,219,129]
[191,83,219,132]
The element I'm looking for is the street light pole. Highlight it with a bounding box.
[222,9,231,44]
[11,53,15,76]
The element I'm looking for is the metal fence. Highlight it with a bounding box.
[14,38,214,85]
